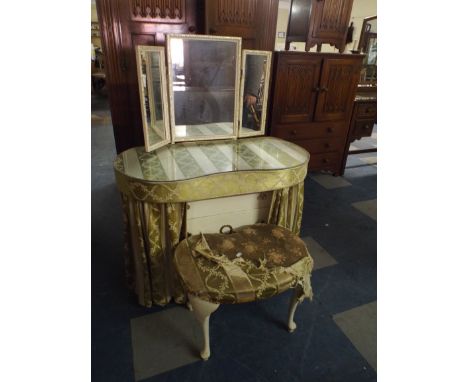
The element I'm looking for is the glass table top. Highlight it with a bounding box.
[115,136,309,182]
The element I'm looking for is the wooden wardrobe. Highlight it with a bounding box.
[286,0,354,53]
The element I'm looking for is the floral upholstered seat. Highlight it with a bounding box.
[174,224,313,304]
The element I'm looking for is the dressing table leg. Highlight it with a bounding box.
[188,294,219,360]
[287,286,304,332]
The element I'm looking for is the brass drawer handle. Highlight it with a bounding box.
[322,158,330,164]
[364,124,371,129]
[220,225,233,234]
[321,87,329,92]
[290,129,297,136]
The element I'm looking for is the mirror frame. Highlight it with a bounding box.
[135,45,171,152]
[238,49,272,138]
[166,34,242,143]
[357,16,377,86]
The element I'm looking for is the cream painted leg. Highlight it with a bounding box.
[186,300,193,311]
[188,294,220,360]
[287,286,305,332]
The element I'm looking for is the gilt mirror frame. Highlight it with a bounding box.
[135,45,171,152]
[238,49,272,138]
[166,34,242,143]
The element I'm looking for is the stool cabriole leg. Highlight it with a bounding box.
[287,286,304,332]
[188,294,219,360]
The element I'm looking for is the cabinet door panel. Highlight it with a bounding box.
[315,57,361,122]
[205,0,278,50]
[310,0,353,40]
[272,55,322,124]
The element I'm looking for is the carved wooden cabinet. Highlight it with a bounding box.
[269,51,363,175]
[205,0,279,50]
[286,0,354,53]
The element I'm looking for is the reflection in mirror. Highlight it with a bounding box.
[136,46,170,151]
[239,50,272,137]
[167,34,241,142]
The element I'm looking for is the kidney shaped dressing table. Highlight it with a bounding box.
[115,35,310,307]
[115,137,309,306]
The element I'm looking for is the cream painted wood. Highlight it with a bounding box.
[187,208,269,234]
[287,286,304,332]
[188,294,220,360]
[187,192,271,218]
[189,285,304,359]
[186,193,272,234]
[135,46,171,152]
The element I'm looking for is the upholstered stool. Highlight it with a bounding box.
[174,224,314,360]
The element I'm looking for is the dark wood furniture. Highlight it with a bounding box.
[286,0,354,53]
[343,16,377,165]
[285,0,311,50]
[358,15,377,53]
[268,51,363,175]
[96,0,203,153]
[346,88,377,154]
[205,0,279,50]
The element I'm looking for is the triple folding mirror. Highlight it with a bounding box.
[136,35,272,151]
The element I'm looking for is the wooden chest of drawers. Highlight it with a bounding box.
[268,51,363,175]
[350,99,377,141]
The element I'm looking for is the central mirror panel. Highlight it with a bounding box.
[167,34,241,142]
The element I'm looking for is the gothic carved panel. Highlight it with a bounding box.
[319,0,347,32]
[130,0,186,22]
[323,64,354,113]
[315,58,361,122]
[284,65,317,114]
[274,57,322,124]
[216,0,257,26]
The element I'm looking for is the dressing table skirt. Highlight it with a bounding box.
[120,182,305,307]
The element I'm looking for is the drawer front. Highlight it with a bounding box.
[289,137,345,155]
[187,193,273,234]
[187,207,270,235]
[356,102,377,118]
[308,152,342,171]
[273,122,348,140]
[353,119,375,138]
[187,193,272,219]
